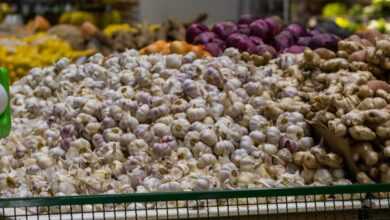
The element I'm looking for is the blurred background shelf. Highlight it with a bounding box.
[1,0,139,24]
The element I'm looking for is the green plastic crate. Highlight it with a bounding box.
[0,183,389,220]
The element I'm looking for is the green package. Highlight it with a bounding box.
[0,67,11,138]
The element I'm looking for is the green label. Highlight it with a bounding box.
[0,67,11,138]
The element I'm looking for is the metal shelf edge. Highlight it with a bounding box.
[0,183,389,208]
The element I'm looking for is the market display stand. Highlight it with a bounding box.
[0,184,389,220]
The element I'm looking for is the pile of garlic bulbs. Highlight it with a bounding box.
[0,49,353,198]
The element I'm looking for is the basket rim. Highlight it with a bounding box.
[1,183,389,208]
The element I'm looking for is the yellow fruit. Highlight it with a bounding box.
[0,33,94,83]
[101,10,122,28]
[59,11,95,26]
[335,17,350,29]
[148,24,161,32]
[103,24,136,37]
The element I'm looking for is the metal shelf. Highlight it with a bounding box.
[0,184,389,219]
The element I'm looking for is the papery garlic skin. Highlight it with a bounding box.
[0,47,363,199]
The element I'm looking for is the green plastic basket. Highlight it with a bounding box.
[0,183,389,220]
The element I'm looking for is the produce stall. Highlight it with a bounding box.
[0,1,389,220]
